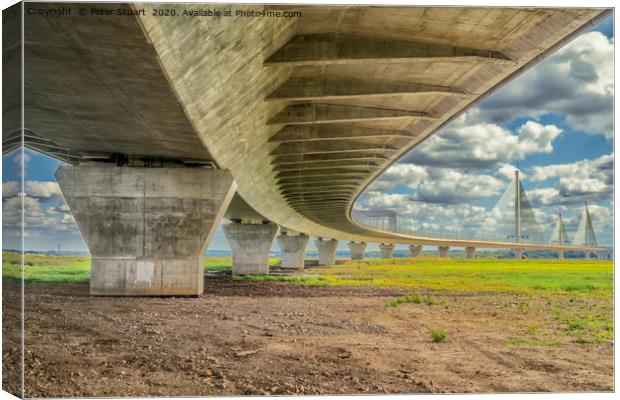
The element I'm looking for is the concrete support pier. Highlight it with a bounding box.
[558,250,564,260]
[409,245,423,257]
[348,242,367,260]
[438,246,450,258]
[379,243,395,259]
[584,251,591,260]
[56,164,236,296]
[465,247,476,259]
[315,238,338,265]
[223,221,278,275]
[514,249,524,260]
[277,233,309,270]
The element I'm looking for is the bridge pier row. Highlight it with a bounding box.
[465,247,476,259]
[558,250,564,260]
[277,233,309,270]
[438,246,450,258]
[223,221,278,275]
[379,243,395,259]
[409,245,423,257]
[315,238,338,265]
[348,242,367,260]
[514,249,524,260]
[55,164,236,296]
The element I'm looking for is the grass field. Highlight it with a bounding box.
[1,253,281,283]
[237,257,613,298]
[2,253,614,347]
[3,253,612,298]
[2,252,91,284]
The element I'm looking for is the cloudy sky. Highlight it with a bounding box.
[2,16,614,251]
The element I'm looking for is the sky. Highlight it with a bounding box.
[2,16,614,252]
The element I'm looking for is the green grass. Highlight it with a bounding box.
[430,329,447,343]
[3,253,90,284]
[503,338,560,347]
[385,292,440,307]
[4,255,612,298]
[303,257,613,298]
[385,293,423,307]
[204,256,280,271]
[2,253,282,284]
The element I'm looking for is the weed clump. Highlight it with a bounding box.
[430,329,447,343]
[385,293,423,307]
[385,290,442,308]
[566,318,585,331]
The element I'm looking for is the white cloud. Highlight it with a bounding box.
[2,190,77,235]
[366,164,505,204]
[530,154,612,182]
[495,163,520,181]
[403,118,562,170]
[25,181,62,199]
[359,191,488,230]
[410,169,504,204]
[527,154,613,205]
[2,180,63,200]
[3,181,20,198]
[515,121,562,155]
[477,31,613,138]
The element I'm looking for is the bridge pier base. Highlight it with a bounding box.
[438,246,450,258]
[223,222,278,275]
[315,238,338,265]
[409,245,423,257]
[558,250,564,260]
[584,251,591,260]
[55,164,236,296]
[379,243,395,259]
[465,247,476,259]
[277,233,309,270]
[514,249,524,260]
[348,242,367,260]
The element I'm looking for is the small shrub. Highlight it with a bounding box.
[385,293,423,308]
[425,296,438,306]
[566,318,585,331]
[430,329,446,343]
[405,293,423,304]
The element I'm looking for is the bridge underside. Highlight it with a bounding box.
[3,4,610,294]
[132,5,607,246]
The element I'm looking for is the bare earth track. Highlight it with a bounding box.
[3,277,613,397]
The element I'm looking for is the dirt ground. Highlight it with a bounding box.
[2,276,613,397]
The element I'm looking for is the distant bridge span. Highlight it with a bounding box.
[3,4,610,295]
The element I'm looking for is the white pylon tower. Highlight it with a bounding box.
[549,213,568,245]
[515,170,521,244]
[574,201,597,247]
[476,167,544,243]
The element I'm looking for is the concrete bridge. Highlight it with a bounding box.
[3,3,611,295]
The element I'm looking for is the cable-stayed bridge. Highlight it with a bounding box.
[353,171,610,259]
